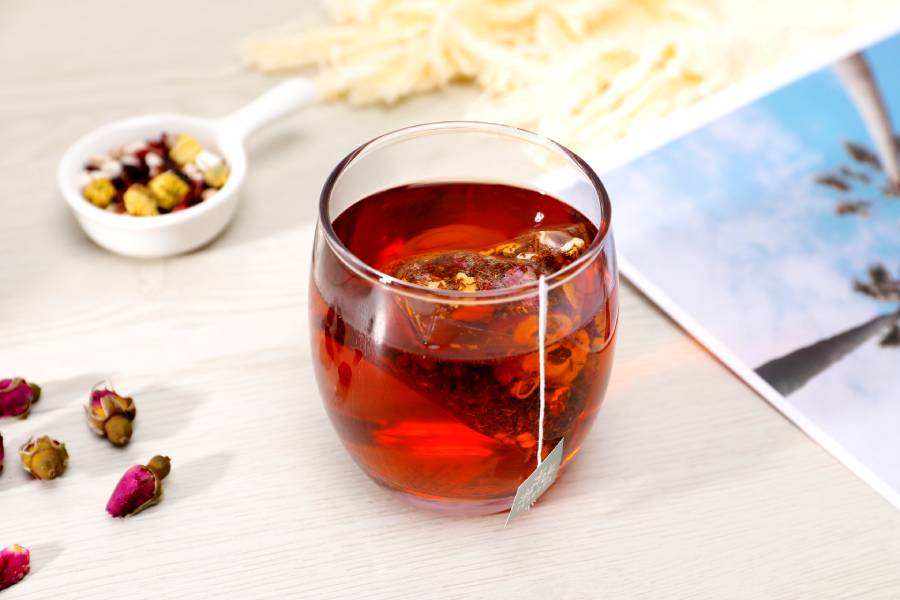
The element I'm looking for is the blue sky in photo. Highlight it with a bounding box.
[603,30,900,498]
[752,34,900,276]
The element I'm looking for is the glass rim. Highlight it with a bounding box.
[318,120,613,304]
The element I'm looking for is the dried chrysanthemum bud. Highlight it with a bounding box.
[169,133,203,166]
[19,436,68,480]
[124,184,159,216]
[83,177,117,208]
[0,544,30,590]
[201,162,230,188]
[85,382,137,447]
[106,455,171,518]
[0,378,40,419]
[148,170,190,210]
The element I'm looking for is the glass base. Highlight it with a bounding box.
[383,487,514,517]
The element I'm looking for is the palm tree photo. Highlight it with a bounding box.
[755,51,900,396]
[604,31,900,507]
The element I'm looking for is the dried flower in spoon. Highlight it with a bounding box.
[19,436,69,480]
[86,382,137,447]
[80,133,229,216]
[106,455,171,518]
[0,378,41,419]
[0,544,30,591]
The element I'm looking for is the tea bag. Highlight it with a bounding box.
[387,251,545,292]
[479,223,589,273]
[381,224,596,450]
[385,223,590,293]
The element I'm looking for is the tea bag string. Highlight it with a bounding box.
[537,275,548,466]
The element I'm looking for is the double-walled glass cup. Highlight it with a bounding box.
[310,122,618,515]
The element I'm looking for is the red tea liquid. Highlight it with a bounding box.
[310,182,617,508]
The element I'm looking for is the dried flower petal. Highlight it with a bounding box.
[195,149,222,171]
[85,382,137,447]
[106,455,171,518]
[0,544,30,590]
[19,436,68,480]
[0,378,40,419]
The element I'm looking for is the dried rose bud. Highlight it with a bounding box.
[106,455,171,518]
[0,544,30,590]
[85,382,137,447]
[0,378,40,419]
[19,436,68,480]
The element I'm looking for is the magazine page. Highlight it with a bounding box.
[600,23,900,508]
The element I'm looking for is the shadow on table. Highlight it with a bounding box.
[124,381,208,444]
[164,450,235,507]
[67,380,211,479]
[32,372,106,411]
[0,372,106,491]
[537,326,794,518]
[195,124,317,254]
[25,542,65,576]
[33,380,206,447]
[0,380,211,491]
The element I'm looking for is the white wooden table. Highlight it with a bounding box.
[2,2,899,598]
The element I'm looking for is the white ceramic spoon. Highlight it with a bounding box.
[58,78,316,258]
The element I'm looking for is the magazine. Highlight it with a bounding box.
[595,19,900,508]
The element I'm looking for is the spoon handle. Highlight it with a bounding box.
[218,78,316,141]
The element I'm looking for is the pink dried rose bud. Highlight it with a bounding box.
[0,544,30,591]
[106,455,171,518]
[86,382,137,447]
[19,436,69,480]
[0,378,41,419]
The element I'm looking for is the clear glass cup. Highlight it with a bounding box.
[310,122,618,515]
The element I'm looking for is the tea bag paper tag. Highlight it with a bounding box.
[505,438,564,526]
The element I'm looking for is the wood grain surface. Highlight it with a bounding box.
[1,1,899,598]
